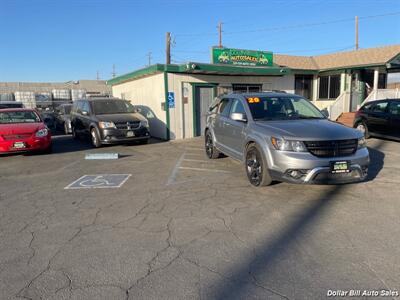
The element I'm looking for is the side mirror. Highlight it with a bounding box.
[321,109,329,118]
[231,112,247,122]
[82,111,88,116]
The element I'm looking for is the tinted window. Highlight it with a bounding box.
[389,101,400,115]
[218,99,232,117]
[371,102,388,113]
[230,100,246,115]
[82,101,90,114]
[361,103,373,111]
[92,100,136,115]
[63,105,72,114]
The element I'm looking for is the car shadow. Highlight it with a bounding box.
[50,135,165,155]
[207,140,387,299]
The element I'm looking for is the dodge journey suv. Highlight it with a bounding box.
[205,92,369,186]
[71,98,150,147]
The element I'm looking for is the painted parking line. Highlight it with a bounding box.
[64,174,131,189]
[167,153,186,185]
[178,166,231,173]
[183,158,209,163]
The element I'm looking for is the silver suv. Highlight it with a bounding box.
[205,92,369,186]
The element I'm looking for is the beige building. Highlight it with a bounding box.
[108,45,400,140]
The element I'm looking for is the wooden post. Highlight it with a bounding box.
[355,16,359,50]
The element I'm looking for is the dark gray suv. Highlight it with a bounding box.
[205,92,369,186]
[70,98,150,147]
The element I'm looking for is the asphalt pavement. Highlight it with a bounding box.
[0,136,399,299]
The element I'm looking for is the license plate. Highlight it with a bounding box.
[126,131,135,137]
[13,142,26,149]
[330,161,350,173]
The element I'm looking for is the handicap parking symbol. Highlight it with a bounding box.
[64,174,131,189]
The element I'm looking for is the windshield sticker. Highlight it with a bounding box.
[247,97,260,104]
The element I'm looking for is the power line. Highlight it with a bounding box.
[173,11,400,38]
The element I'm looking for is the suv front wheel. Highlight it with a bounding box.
[245,144,272,186]
[91,128,102,148]
[205,131,220,159]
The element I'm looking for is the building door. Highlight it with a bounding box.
[295,75,313,99]
[194,86,215,136]
[350,71,361,112]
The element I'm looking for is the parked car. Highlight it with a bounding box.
[0,108,52,154]
[70,98,150,147]
[353,99,400,141]
[0,101,23,109]
[205,92,369,186]
[55,103,73,134]
[39,109,57,132]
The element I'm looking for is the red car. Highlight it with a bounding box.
[0,108,52,154]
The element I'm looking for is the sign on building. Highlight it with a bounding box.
[212,47,273,67]
[168,92,175,108]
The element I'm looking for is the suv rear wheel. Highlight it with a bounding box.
[91,128,101,148]
[245,144,272,186]
[205,131,220,159]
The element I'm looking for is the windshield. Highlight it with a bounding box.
[92,100,136,115]
[0,111,41,124]
[247,96,325,121]
[64,105,72,114]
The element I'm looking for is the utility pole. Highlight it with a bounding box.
[166,32,171,65]
[355,15,359,50]
[147,52,152,66]
[96,71,100,80]
[218,22,223,48]
[112,64,116,78]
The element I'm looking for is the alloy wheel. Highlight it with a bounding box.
[246,149,262,186]
[205,134,213,158]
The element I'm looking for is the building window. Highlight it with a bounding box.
[318,75,341,99]
[295,75,313,99]
[232,84,262,93]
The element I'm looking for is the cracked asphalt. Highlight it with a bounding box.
[0,136,399,300]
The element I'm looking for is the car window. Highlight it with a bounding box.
[247,96,324,121]
[0,111,41,124]
[218,99,232,117]
[92,100,136,115]
[389,101,400,115]
[82,101,90,114]
[74,101,83,114]
[371,102,388,113]
[361,103,373,111]
[230,99,246,116]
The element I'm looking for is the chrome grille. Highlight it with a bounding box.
[114,121,141,130]
[304,139,358,158]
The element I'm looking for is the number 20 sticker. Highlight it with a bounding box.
[247,97,260,103]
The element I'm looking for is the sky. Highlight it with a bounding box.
[0,0,399,82]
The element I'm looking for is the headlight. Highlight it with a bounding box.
[271,137,307,152]
[36,128,48,137]
[358,137,366,149]
[140,120,149,128]
[99,121,116,129]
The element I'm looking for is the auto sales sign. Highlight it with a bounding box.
[212,47,273,67]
